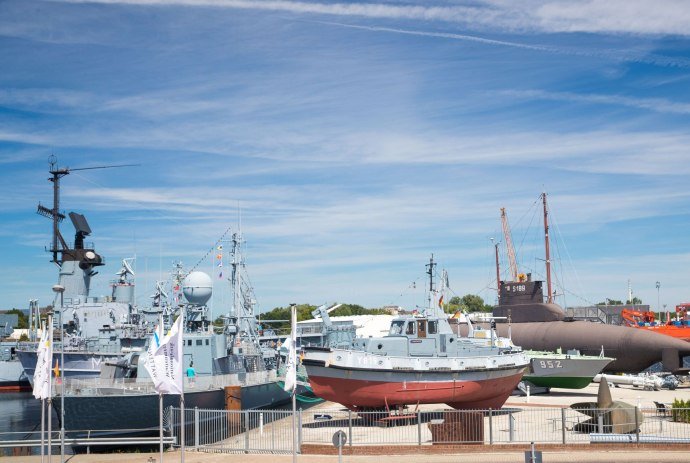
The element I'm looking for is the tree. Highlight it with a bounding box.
[627,297,642,305]
[597,299,623,306]
[443,294,492,314]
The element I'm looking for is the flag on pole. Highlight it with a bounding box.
[144,313,184,395]
[32,321,52,400]
[283,305,297,394]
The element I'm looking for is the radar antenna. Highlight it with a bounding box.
[36,156,139,265]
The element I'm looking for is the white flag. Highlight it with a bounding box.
[32,320,53,400]
[143,321,164,381]
[283,337,296,393]
[145,313,184,395]
[283,304,297,394]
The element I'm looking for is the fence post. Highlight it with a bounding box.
[298,408,303,453]
[635,407,640,444]
[348,410,353,448]
[509,412,514,442]
[561,408,566,445]
[489,409,493,445]
[244,410,249,453]
[417,410,422,446]
[87,429,91,455]
[597,414,603,434]
[194,407,199,450]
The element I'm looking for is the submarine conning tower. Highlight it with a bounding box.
[493,278,565,323]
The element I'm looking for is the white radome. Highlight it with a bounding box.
[182,271,213,305]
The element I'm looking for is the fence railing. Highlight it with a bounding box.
[165,406,690,454]
[4,406,689,455]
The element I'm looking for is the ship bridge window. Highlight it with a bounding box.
[196,340,203,346]
[428,320,437,334]
[389,321,405,335]
[405,321,415,335]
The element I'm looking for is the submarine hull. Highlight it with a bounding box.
[495,321,690,373]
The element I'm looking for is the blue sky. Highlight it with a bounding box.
[1,0,689,315]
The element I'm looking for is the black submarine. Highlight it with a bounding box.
[484,193,690,374]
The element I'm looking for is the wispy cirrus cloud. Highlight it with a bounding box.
[501,89,690,115]
[55,0,690,36]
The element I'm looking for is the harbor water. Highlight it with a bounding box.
[0,392,59,456]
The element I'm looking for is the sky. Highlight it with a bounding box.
[1,0,689,316]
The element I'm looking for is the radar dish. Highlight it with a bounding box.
[69,212,92,236]
[182,271,213,306]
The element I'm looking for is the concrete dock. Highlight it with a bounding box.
[2,381,688,462]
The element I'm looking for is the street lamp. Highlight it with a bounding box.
[51,284,65,463]
[656,281,661,313]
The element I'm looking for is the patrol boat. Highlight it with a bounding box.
[302,257,529,411]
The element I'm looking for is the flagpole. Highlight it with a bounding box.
[290,303,297,463]
[40,398,45,463]
[180,308,185,463]
[158,312,164,463]
[47,315,53,463]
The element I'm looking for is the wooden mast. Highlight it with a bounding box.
[542,192,553,304]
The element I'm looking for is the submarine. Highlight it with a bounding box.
[467,193,690,374]
[491,277,690,373]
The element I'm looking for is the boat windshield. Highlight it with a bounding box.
[389,320,405,335]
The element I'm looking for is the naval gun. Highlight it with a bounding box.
[311,303,357,348]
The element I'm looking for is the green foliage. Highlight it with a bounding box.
[18,333,29,342]
[671,398,690,423]
[597,299,623,306]
[3,309,28,329]
[443,294,492,314]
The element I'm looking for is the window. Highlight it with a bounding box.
[187,340,192,346]
[205,339,209,345]
[196,340,203,346]
[389,320,405,335]
[405,322,415,335]
[428,320,438,334]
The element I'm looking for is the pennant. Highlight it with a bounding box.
[32,322,52,400]
[217,245,223,251]
[218,271,223,279]
[283,304,297,394]
[438,294,444,309]
[53,359,60,378]
[217,261,223,268]
[216,254,222,260]
[144,313,184,395]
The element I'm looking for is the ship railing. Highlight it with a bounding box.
[59,369,280,396]
[161,406,690,454]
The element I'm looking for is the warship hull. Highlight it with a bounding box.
[522,351,613,389]
[53,381,293,438]
[0,360,30,392]
[17,350,120,384]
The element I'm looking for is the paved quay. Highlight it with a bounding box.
[1,450,690,463]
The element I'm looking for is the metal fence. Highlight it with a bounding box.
[165,406,690,454]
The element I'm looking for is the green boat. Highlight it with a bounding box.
[523,349,614,389]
